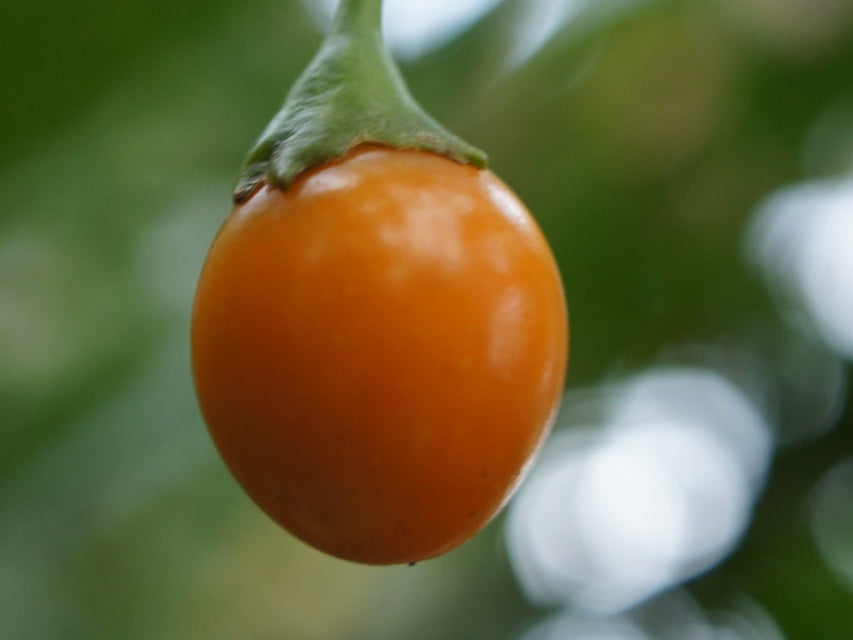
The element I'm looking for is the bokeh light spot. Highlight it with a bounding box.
[507,368,772,612]
[810,458,853,591]
[750,180,853,360]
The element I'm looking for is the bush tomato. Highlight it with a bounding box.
[192,144,567,564]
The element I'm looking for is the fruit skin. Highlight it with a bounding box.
[191,145,568,565]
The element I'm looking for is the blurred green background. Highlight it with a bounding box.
[2,0,853,638]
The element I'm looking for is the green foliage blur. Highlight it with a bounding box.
[2,0,852,638]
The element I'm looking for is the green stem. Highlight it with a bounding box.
[332,0,382,36]
[233,0,487,202]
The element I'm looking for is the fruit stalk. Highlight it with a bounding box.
[234,0,487,202]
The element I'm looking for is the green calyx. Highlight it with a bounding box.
[233,0,488,203]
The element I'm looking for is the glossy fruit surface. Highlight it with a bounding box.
[191,145,568,564]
